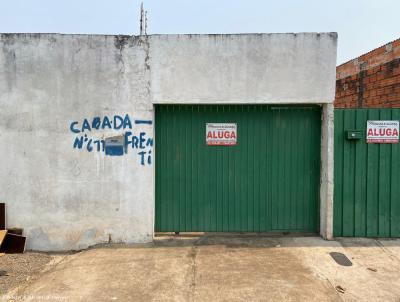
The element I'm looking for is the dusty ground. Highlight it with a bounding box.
[1,235,400,302]
[0,252,52,295]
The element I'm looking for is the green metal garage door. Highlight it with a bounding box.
[155,105,321,233]
[334,109,400,237]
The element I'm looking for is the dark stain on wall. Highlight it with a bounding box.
[0,33,17,46]
[2,44,17,91]
[114,35,130,51]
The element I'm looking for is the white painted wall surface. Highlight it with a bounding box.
[0,33,337,251]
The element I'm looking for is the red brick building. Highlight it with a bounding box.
[335,38,400,108]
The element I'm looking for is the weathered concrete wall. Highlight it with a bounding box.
[0,33,337,251]
[149,33,337,104]
[320,103,334,240]
[0,34,154,250]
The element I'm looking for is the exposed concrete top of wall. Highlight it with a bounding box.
[149,33,338,104]
[1,32,337,105]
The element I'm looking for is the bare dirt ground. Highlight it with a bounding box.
[1,235,400,302]
[0,252,51,295]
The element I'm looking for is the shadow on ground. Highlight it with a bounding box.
[87,232,400,249]
[3,235,400,302]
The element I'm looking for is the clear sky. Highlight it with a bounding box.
[1,0,399,65]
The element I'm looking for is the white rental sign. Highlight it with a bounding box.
[206,123,237,146]
[366,120,399,143]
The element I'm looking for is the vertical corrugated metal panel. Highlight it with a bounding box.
[155,105,321,232]
[334,109,400,237]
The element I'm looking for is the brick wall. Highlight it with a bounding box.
[335,39,400,108]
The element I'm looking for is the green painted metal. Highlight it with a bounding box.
[334,109,400,237]
[155,105,321,233]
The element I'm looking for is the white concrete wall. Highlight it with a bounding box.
[0,33,337,251]
[320,103,335,240]
[0,34,154,250]
[149,33,337,104]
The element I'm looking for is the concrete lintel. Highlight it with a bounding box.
[320,103,334,240]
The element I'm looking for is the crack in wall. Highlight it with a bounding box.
[140,35,151,103]
[114,36,128,75]
[189,245,198,302]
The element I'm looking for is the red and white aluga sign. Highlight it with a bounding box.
[206,123,237,146]
[366,120,399,143]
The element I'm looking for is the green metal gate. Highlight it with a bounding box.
[334,109,400,237]
[155,105,321,233]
